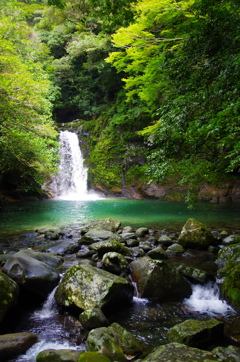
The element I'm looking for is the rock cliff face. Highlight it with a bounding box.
[91,179,240,203]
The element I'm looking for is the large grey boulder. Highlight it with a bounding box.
[142,343,220,361]
[131,257,191,301]
[0,272,19,323]
[55,264,134,313]
[0,332,38,361]
[3,250,60,297]
[86,323,143,362]
[167,318,224,349]
[178,218,215,249]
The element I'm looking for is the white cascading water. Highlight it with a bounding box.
[50,130,100,200]
[184,282,236,316]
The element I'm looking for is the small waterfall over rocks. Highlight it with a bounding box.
[49,130,100,200]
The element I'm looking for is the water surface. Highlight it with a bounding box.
[0,198,240,234]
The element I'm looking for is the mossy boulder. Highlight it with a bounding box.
[86,323,142,361]
[177,265,209,284]
[0,332,38,361]
[147,246,167,260]
[142,342,221,361]
[78,352,111,362]
[0,272,19,323]
[212,345,240,361]
[135,227,148,237]
[178,218,215,249]
[79,308,109,330]
[222,234,240,246]
[81,218,121,234]
[167,318,224,349]
[130,257,191,302]
[102,252,130,275]
[55,264,134,313]
[216,244,240,306]
[36,349,83,362]
[89,240,130,258]
[3,250,60,297]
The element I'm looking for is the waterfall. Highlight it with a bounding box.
[184,282,236,316]
[32,287,58,320]
[49,130,100,200]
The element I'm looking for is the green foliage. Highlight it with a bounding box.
[0,2,58,193]
[107,0,240,196]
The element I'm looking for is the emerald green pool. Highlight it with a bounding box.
[0,198,240,233]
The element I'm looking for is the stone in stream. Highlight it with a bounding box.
[0,332,38,361]
[131,256,191,301]
[141,342,221,361]
[0,272,19,323]
[36,349,84,362]
[176,264,209,284]
[167,318,224,349]
[102,252,130,275]
[178,218,215,249]
[89,240,131,258]
[85,322,143,362]
[79,307,109,330]
[3,249,60,297]
[55,264,134,313]
[81,218,121,234]
[212,345,240,361]
[78,352,111,362]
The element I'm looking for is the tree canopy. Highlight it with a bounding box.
[0,0,239,199]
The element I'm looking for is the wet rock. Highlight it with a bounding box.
[81,230,114,244]
[147,246,167,260]
[212,345,240,361]
[86,323,142,361]
[222,234,240,245]
[158,234,172,246]
[55,264,134,313]
[135,227,148,237]
[167,318,224,349]
[89,240,131,258]
[122,226,133,233]
[81,218,121,234]
[44,230,60,240]
[36,349,84,361]
[177,265,209,284]
[79,308,109,330]
[216,244,240,306]
[0,272,19,323]
[166,243,185,255]
[47,239,81,255]
[78,352,111,362]
[102,252,130,275]
[0,332,38,361]
[126,239,139,247]
[178,218,215,249]
[3,250,60,297]
[121,232,137,241]
[142,342,220,361]
[131,257,191,302]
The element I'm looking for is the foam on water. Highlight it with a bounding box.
[184,282,236,316]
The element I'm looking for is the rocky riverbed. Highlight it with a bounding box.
[0,218,240,361]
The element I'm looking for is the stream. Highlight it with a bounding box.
[0,130,239,360]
